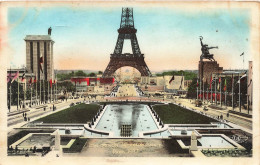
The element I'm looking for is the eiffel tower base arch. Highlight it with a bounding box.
[102,54,151,77]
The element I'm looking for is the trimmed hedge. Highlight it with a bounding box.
[63,138,88,153]
[153,104,217,124]
[36,103,100,123]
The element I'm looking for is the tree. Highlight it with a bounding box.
[58,81,76,93]
[98,71,103,74]
[156,70,197,80]
[88,72,96,77]
[75,70,87,77]
[187,78,197,98]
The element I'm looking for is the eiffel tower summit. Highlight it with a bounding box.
[102,7,151,77]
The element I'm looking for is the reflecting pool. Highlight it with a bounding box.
[95,104,158,137]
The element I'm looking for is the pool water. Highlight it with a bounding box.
[170,130,193,135]
[198,136,235,148]
[19,134,53,147]
[215,123,232,128]
[58,129,84,135]
[95,104,158,137]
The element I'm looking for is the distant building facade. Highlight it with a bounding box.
[198,61,223,83]
[25,28,54,81]
[71,77,115,92]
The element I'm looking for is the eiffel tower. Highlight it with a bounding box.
[102,8,151,77]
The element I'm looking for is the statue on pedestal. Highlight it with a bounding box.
[200,36,218,61]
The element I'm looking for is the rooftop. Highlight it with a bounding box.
[24,35,53,41]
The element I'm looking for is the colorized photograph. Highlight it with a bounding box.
[0,1,259,164]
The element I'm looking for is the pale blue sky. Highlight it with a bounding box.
[7,6,251,71]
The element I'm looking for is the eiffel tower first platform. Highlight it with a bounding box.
[102,8,151,77]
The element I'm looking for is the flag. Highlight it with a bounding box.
[29,77,32,86]
[34,77,37,83]
[11,71,19,83]
[240,52,244,56]
[7,73,12,83]
[210,76,213,89]
[50,79,52,88]
[237,71,247,84]
[169,75,174,84]
[217,77,220,90]
[21,73,25,82]
[39,54,43,73]
[217,77,221,90]
[54,80,56,84]
[223,78,227,91]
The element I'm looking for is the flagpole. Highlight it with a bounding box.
[196,78,198,100]
[239,72,241,112]
[200,76,201,100]
[43,55,45,104]
[35,73,38,106]
[196,86,198,100]
[207,86,208,103]
[211,74,213,103]
[30,74,32,107]
[215,74,217,105]
[48,79,50,103]
[55,73,57,101]
[9,67,12,112]
[225,77,227,106]
[220,75,222,107]
[17,68,19,111]
[232,74,234,110]
[210,85,212,103]
[43,78,45,104]
[202,78,204,103]
[23,67,26,108]
[51,80,52,103]
[40,75,41,105]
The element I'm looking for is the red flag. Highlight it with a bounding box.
[29,77,32,86]
[34,77,37,83]
[223,78,227,91]
[217,77,221,90]
[21,73,25,82]
[50,79,52,88]
[7,73,12,83]
[39,54,43,73]
[11,71,19,83]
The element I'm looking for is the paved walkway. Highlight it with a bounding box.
[7,98,84,135]
[172,98,252,131]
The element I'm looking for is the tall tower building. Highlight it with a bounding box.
[24,28,54,81]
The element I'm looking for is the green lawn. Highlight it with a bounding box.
[153,104,217,124]
[36,103,100,123]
